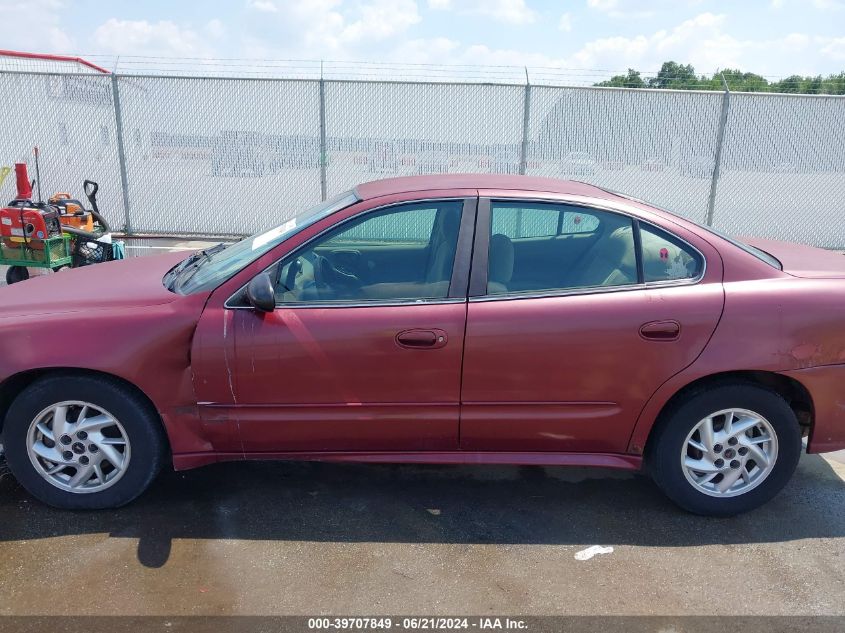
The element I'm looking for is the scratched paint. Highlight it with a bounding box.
[222,312,237,404]
[221,310,246,455]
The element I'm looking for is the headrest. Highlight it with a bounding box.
[489,233,515,284]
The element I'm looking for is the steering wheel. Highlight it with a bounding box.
[313,254,363,299]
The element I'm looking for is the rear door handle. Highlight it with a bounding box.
[396,329,448,349]
[639,320,681,341]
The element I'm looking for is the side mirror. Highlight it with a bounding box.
[245,273,275,313]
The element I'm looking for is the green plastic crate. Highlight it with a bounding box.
[0,234,73,269]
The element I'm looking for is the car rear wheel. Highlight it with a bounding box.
[648,383,802,516]
[3,373,166,509]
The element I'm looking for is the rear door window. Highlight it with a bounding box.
[486,202,636,295]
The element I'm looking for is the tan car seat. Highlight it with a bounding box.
[567,226,637,288]
[487,233,515,294]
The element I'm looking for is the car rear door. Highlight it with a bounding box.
[192,195,476,454]
[459,196,725,454]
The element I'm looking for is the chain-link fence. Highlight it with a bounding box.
[1,70,844,246]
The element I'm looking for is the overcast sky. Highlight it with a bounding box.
[3,0,845,80]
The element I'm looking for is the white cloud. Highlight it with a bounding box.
[204,19,226,40]
[244,0,420,57]
[93,19,216,57]
[13,0,836,84]
[385,12,835,81]
[586,0,654,19]
[393,36,462,61]
[818,36,845,60]
[558,12,573,31]
[249,0,279,12]
[587,0,707,19]
[391,38,562,73]
[0,0,73,53]
[342,0,421,42]
[559,12,802,73]
[783,33,810,48]
[812,0,843,9]
[428,0,536,24]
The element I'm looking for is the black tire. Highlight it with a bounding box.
[3,373,167,510]
[5,265,29,285]
[648,382,802,516]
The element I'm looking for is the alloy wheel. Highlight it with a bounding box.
[681,408,779,498]
[26,400,132,494]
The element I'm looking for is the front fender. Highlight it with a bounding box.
[0,293,210,453]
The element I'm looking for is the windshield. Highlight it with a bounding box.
[169,191,359,294]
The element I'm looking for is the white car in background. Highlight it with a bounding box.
[416,150,451,174]
[641,157,667,172]
[560,151,597,176]
[680,155,715,179]
[479,149,521,175]
[368,143,399,174]
[601,160,624,171]
[773,161,799,173]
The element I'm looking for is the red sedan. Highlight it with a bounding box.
[2,175,844,515]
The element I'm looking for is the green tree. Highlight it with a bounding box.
[718,69,769,92]
[647,61,700,89]
[768,74,844,94]
[594,62,845,94]
[821,72,845,95]
[595,68,645,88]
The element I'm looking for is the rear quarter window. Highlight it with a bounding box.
[640,223,704,282]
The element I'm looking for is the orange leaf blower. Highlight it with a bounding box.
[48,192,95,233]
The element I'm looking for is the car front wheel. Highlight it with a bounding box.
[648,383,802,516]
[3,373,166,509]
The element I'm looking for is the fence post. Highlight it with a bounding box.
[705,73,730,227]
[519,67,532,175]
[319,62,328,202]
[110,73,132,234]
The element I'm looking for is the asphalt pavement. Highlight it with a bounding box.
[0,451,843,616]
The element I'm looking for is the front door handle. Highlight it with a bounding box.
[396,328,448,349]
[639,320,681,341]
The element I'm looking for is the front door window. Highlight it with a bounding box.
[273,201,463,304]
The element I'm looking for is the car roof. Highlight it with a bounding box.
[354,174,620,202]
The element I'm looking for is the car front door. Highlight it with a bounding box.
[459,197,725,454]
[195,197,476,454]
